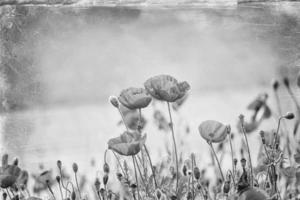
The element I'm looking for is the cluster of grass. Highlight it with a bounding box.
[0,74,300,200]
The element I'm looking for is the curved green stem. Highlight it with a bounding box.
[167,102,179,195]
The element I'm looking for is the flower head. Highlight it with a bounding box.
[107,131,146,156]
[118,87,152,110]
[144,75,190,102]
[198,120,228,143]
[238,188,269,200]
[0,154,21,188]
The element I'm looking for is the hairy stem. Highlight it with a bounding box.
[132,156,141,200]
[208,142,225,182]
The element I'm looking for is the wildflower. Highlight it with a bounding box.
[118,87,152,110]
[198,120,228,143]
[107,131,146,156]
[144,75,190,102]
[109,96,119,108]
[0,154,22,188]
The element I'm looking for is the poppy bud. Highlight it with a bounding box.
[116,173,122,181]
[103,174,109,185]
[99,188,105,198]
[283,77,290,88]
[103,163,110,174]
[13,158,18,166]
[194,167,201,180]
[56,176,61,183]
[109,96,119,108]
[71,191,76,200]
[223,181,230,194]
[130,183,137,189]
[272,79,279,90]
[94,178,101,191]
[284,112,295,120]
[196,183,201,190]
[156,189,162,199]
[241,158,246,168]
[2,193,7,200]
[187,191,192,200]
[57,160,62,170]
[108,190,112,200]
[182,165,187,176]
[239,114,245,124]
[72,163,78,173]
[226,125,231,134]
[233,158,237,166]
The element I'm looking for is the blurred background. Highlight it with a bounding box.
[0,2,300,175]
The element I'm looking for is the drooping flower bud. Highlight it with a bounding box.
[72,163,78,173]
[193,167,201,180]
[109,96,119,108]
[284,112,295,120]
[241,158,247,169]
[103,163,110,174]
[272,79,279,91]
[57,160,62,170]
[71,191,76,200]
[182,165,187,176]
[56,176,61,183]
[283,77,290,88]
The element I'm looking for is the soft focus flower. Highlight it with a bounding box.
[198,120,228,143]
[144,75,190,102]
[118,87,152,110]
[108,131,146,156]
[0,154,21,188]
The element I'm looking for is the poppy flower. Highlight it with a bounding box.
[108,131,146,156]
[118,87,152,110]
[198,120,228,143]
[0,154,21,188]
[144,75,190,102]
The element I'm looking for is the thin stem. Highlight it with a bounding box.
[118,107,129,132]
[111,151,127,180]
[46,181,56,200]
[132,156,141,200]
[58,181,64,200]
[167,102,179,195]
[5,189,12,200]
[208,142,225,182]
[59,168,71,198]
[134,156,148,195]
[240,119,254,187]
[137,109,158,188]
[228,132,236,188]
[191,154,195,200]
[74,172,82,199]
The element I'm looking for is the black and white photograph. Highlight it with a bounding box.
[0,0,300,199]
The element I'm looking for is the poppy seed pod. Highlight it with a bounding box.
[283,77,290,88]
[193,167,201,180]
[118,87,152,110]
[72,163,78,173]
[272,79,279,90]
[198,120,227,143]
[103,174,109,185]
[109,96,119,108]
[57,160,62,170]
[144,75,190,102]
[103,163,110,174]
[284,112,295,120]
